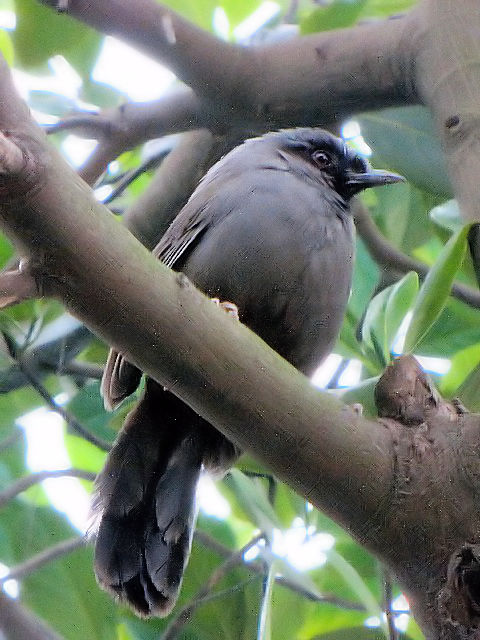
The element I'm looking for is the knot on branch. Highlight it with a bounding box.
[0,133,47,203]
[438,544,480,630]
[374,355,447,426]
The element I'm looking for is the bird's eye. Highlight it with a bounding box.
[312,150,333,169]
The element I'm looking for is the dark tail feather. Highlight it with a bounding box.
[91,381,202,617]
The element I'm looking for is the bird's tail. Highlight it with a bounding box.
[90,380,203,617]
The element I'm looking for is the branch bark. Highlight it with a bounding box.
[41,0,421,130]
[0,590,63,640]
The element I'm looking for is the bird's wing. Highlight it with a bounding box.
[101,191,221,410]
[152,202,211,267]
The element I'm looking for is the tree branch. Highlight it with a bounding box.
[0,590,63,640]
[41,0,421,129]
[0,263,38,309]
[0,469,95,508]
[0,537,85,584]
[383,568,398,640]
[47,89,208,185]
[56,359,103,379]
[11,355,110,451]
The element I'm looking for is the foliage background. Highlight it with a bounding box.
[0,1,477,638]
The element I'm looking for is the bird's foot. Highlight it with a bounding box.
[351,403,363,416]
[56,0,69,12]
[211,298,239,321]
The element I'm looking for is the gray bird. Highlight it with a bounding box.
[91,128,403,617]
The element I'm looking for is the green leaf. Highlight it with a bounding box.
[301,0,367,34]
[429,199,462,234]
[221,0,262,30]
[360,0,416,18]
[335,376,380,418]
[274,482,306,528]
[0,502,117,639]
[453,362,480,412]
[440,343,480,397]
[385,271,419,349]
[361,286,391,368]
[404,224,471,352]
[326,548,386,636]
[415,297,480,358]
[160,0,218,32]
[225,469,282,539]
[358,107,451,197]
[0,28,14,65]
[14,0,101,75]
[66,381,116,445]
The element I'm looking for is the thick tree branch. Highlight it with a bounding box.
[415,0,480,224]
[42,0,421,129]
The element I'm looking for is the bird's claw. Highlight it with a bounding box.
[211,298,240,321]
[351,403,363,416]
[56,0,70,12]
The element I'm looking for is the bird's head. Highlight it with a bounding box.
[277,128,405,200]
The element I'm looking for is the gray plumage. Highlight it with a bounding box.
[92,128,403,617]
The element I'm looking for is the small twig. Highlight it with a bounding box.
[383,568,399,640]
[194,529,365,610]
[162,534,264,639]
[46,90,206,186]
[6,342,111,450]
[326,358,349,389]
[0,469,96,508]
[0,537,85,583]
[102,147,171,205]
[45,112,112,137]
[55,360,103,380]
[354,200,480,310]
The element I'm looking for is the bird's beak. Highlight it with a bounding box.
[345,169,406,190]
